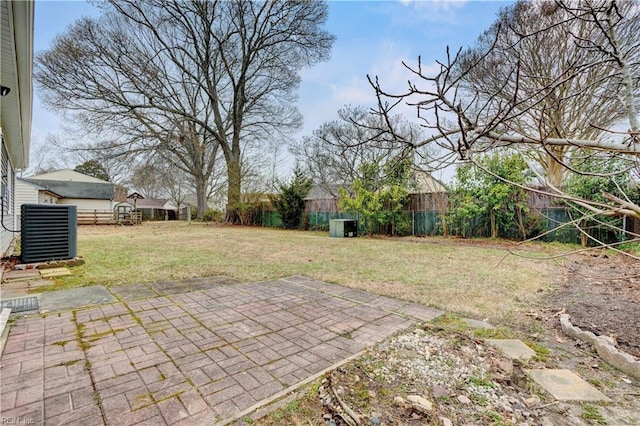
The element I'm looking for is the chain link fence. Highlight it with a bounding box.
[252,208,626,245]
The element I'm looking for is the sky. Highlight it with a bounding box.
[30,0,512,180]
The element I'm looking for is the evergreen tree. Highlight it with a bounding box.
[273,168,312,229]
[75,160,110,181]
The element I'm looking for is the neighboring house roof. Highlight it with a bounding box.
[23,178,115,200]
[16,177,61,198]
[411,172,448,194]
[128,198,173,209]
[127,192,144,199]
[1,0,34,169]
[305,175,447,200]
[28,169,111,184]
[114,201,134,209]
[304,184,343,200]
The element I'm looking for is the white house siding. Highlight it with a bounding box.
[15,179,39,206]
[39,192,57,204]
[0,143,16,256]
[13,179,59,232]
[56,198,113,211]
[1,0,34,259]
[14,178,38,233]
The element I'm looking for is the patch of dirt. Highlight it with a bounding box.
[550,253,640,359]
[258,321,640,425]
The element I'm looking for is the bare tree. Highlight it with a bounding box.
[368,0,640,250]
[130,163,166,199]
[458,0,634,187]
[21,134,69,177]
[293,105,430,192]
[160,167,191,220]
[34,0,334,222]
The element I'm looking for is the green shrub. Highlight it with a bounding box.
[273,167,312,229]
[524,211,547,239]
[202,208,223,222]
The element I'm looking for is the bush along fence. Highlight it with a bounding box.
[251,207,627,246]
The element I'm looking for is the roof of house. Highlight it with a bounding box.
[23,178,115,200]
[304,184,343,200]
[128,198,172,209]
[28,169,111,184]
[16,178,62,198]
[0,0,34,170]
[411,172,448,194]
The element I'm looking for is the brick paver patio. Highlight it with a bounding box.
[0,276,442,425]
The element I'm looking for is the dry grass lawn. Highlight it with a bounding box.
[52,221,563,324]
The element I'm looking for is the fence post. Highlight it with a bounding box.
[412,210,415,236]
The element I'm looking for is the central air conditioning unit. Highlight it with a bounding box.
[20,204,77,263]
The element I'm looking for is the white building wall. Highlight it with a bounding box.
[15,179,39,206]
[14,179,38,233]
[0,142,16,256]
[57,198,113,211]
[39,192,57,204]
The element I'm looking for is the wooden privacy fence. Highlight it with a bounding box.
[77,210,142,225]
[77,210,117,225]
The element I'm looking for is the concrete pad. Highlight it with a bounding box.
[110,283,158,301]
[39,267,72,278]
[2,269,41,282]
[486,339,536,360]
[524,369,611,402]
[39,285,117,312]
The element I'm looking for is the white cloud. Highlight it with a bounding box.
[385,0,469,25]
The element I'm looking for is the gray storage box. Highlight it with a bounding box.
[329,219,358,238]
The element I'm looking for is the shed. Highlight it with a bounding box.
[408,172,448,212]
[304,184,344,213]
[127,196,178,220]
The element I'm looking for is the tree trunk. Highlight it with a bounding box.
[225,156,242,223]
[195,174,207,220]
[516,207,526,241]
[490,211,497,238]
[545,148,568,188]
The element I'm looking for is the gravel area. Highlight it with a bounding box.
[296,323,640,426]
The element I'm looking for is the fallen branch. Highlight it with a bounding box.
[535,401,560,410]
[331,387,362,426]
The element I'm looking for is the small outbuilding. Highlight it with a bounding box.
[127,194,178,220]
